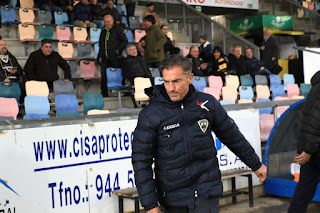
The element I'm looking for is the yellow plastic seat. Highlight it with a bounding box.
[73,27,92,43]
[58,42,77,60]
[25,80,49,97]
[134,77,152,101]
[19,8,38,25]
[225,75,240,89]
[18,24,39,42]
[221,86,237,102]
[87,109,110,115]
[256,85,270,100]
[20,0,34,9]
[238,99,253,104]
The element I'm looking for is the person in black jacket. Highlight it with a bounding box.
[244,48,272,76]
[105,0,122,25]
[185,45,209,77]
[98,15,128,97]
[260,28,279,72]
[160,25,180,57]
[288,71,320,213]
[39,0,63,12]
[90,0,107,28]
[122,44,152,85]
[132,54,267,213]
[24,39,71,91]
[228,45,249,76]
[54,0,74,12]
[74,0,97,28]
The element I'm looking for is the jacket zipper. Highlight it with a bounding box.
[181,103,198,206]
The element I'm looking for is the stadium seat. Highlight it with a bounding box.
[39,25,54,40]
[283,74,295,90]
[53,80,75,95]
[56,112,81,117]
[24,96,50,115]
[94,43,99,59]
[56,26,73,42]
[87,109,110,115]
[19,8,36,24]
[270,84,285,100]
[0,97,19,120]
[134,77,152,101]
[259,114,274,142]
[25,81,49,97]
[58,42,75,59]
[255,75,268,85]
[134,29,146,43]
[292,95,304,99]
[1,7,19,25]
[240,75,253,87]
[116,4,122,15]
[122,16,128,28]
[256,85,270,100]
[208,75,223,90]
[20,0,34,8]
[0,82,21,104]
[239,86,254,100]
[287,84,300,99]
[125,29,133,43]
[54,11,73,27]
[55,94,78,113]
[220,100,235,105]
[270,75,281,86]
[68,61,79,78]
[257,98,272,115]
[90,28,101,43]
[38,10,52,25]
[183,45,190,57]
[80,60,98,79]
[0,116,15,121]
[300,83,311,98]
[128,16,141,29]
[274,96,290,118]
[167,31,174,41]
[83,93,104,115]
[238,99,253,104]
[77,43,92,58]
[192,76,206,92]
[203,87,220,100]
[23,114,50,120]
[18,24,38,41]
[221,86,237,102]
[149,68,160,77]
[225,75,239,89]
[154,76,164,85]
[73,27,90,43]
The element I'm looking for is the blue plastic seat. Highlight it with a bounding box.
[56,112,81,117]
[269,75,281,86]
[300,83,311,98]
[38,10,52,25]
[220,100,235,105]
[270,84,285,100]
[1,7,19,24]
[53,80,75,95]
[24,96,50,115]
[125,29,133,43]
[23,114,50,120]
[39,25,54,40]
[107,68,131,89]
[255,75,268,85]
[122,16,128,27]
[257,98,272,114]
[192,76,206,92]
[116,4,122,15]
[154,76,164,85]
[94,43,99,59]
[90,28,101,43]
[55,94,78,113]
[77,43,92,58]
[239,86,254,100]
[83,93,104,115]
[54,11,73,27]
[283,74,295,90]
[0,82,21,104]
[240,75,253,87]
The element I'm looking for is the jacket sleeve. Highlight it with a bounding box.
[98,31,105,59]
[155,28,166,51]
[57,53,71,80]
[211,99,262,171]
[132,111,159,211]
[23,53,36,80]
[270,37,279,58]
[73,4,80,21]
[117,28,128,53]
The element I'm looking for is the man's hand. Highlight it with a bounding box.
[4,78,10,82]
[146,206,161,213]
[67,6,73,11]
[99,57,102,63]
[116,21,120,25]
[260,66,265,70]
[200,63,207,70]
[260,46,265,51]
[85,20,90,25]
[294,151,311,165]
[64,79,70,82]
[272,57,276,61]
[254,164,267,182]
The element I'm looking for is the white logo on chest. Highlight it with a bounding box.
[163,123,180,130]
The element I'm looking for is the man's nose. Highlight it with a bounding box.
[168,82,175,91]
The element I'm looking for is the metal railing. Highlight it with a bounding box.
[138,0,260,58]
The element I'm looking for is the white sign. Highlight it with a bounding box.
[303,48,320,84]
[0,109,261,212]
[183,0,259,10]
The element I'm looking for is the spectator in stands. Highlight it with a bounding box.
[207,46,229,80]
[142,3,160,26]
[98,15,128,97]
[244,48,272,77]
[0,0,10,6]
[186,45,209,76]
[74,0,97,28]
[287,70,320,213]
[39,0,63,12]
[105,0,122,25]
[90,0,108,28]
[198,33,212,62]
[124,0,136,17]
[24,39,71,91]
[54,0,74,12]
[260,28,279,73]
[142,15,166,69]
[228,46,249,76]
[122,44,152,85]
[160,25,180,57]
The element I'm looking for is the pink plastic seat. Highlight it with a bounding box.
[80,60,99,79]
[287,84,300,99]
[183,45,191,57]
[134,29,146,43]
[259,114,274,142]
[222,86,237,102]
[274,96,290,118]
[56,26,73,42]
[0,97,19,120]
[208,75,223,90]
[203,87,220,100]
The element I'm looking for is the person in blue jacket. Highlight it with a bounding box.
[74,0,97,28]
[132,54,267,213]
[244,48,272,77]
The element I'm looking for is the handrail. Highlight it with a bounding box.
[295,46,320,55]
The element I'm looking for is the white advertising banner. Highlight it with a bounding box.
[0,109,261,212]
[182,0,259,10]
[303,48,320,84]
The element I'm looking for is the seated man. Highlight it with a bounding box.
[185,45,209,76]
[24,39,71,91]
[244,48,272,76]
[228,46,249,76]
[105,0,122,25]
[122,44,152,85]
[39,0,63,12]
[90,0,108,28]
[74,0,97,28]
[160,25,180,57]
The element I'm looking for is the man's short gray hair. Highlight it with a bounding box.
[232,45,241,52]
[159,54,192,76]
[104,15,113,20]
[189,45,198,52]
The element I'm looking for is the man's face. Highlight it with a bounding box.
[41,43,52,56]
[190,47,199,58]
[233,47,241,59]
[147,5,154,11]
[0,40,8,55]
[127,45,138,57]
[161,26,168,35]
[163,66,193,102]
[199,38,205,44]
[104,16,114,29]
[90,0,97,4]
[264,29,271,38]
[107,1,113,9]
[143,20,152,29]
[245,49,252,59]
[81,0,88,4]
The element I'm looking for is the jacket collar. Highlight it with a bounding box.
[311,71,320,86]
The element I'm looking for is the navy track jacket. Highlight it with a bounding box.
[132,84,262,211]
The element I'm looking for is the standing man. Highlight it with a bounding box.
[260,28,279,72]
[98,15,128,97]
[132,54,267,213]
[24,39,71,91]
[288,70,320,213]
[142,15,166,69]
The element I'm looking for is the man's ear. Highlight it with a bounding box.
[188,73,194,84]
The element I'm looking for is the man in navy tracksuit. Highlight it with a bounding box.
[132,55,267,213]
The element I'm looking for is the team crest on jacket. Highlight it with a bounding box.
[198,119,209,133]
